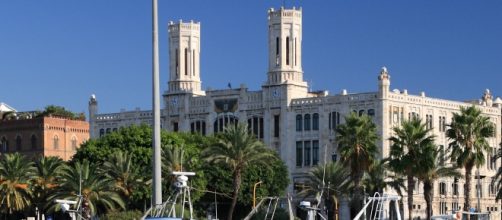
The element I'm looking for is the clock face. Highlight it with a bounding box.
[171,97,178,106]
[272,88,280,98]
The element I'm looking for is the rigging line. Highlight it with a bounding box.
[189,187,232,198]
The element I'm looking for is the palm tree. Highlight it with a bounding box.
[0,153,35,215]
[299,162,351,220]
[336,112,379,216]
[48,160,125,218]
[418,144,462,220]
[363,160,405,197]
[203,123,275,220]
[447,106,494,216]
[163,144,185,175]
[32,156,64,214]
[387,117,435,220]
[102,151,147,205]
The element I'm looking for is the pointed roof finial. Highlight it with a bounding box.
[381,66,388,73]
[378,66,390,80]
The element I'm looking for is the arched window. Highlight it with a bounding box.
[99,129,105,137]
[213,115,238,133]
[106,128,111,134]
[359,110,365,116]
[329,111,340,130]
[71,136,78,150]
[53,135,59,149]
[296,114,302,131]
[31,135,37,150]
[1,137,8,152]
[304,114,311,131]
[368,109,375,117]
[16,136,22,151]
[312,113,319,130]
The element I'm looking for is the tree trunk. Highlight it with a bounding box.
[407,175,415,220]
[423,180,433,220]
[351,173,363,219]
[464,164,473,220]
[227,170,242,220]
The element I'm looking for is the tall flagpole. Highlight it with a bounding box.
[152,0,162,206]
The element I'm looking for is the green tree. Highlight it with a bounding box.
[40,105,85,120]
[0,153,35,216]
[32,156,64,214]
[203,123,275,220]
[336,112,378,216]
[388,118,435,220]
[418,145,462,220]
[298,162,351,220]
[73,125,211,209]
[199,149,289,219]
[48,160,125,218]
[363,160,405,196]
[102,151,149,209]
[447,106,494,216]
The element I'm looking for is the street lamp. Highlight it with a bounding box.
[253,181,263,208]
[151,0,162,206]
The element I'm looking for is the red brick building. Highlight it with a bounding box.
[0,116,89,161]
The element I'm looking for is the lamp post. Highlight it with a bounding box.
[253,181,263,208]
[151,0,162,206]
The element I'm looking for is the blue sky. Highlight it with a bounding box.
[1,1,501,114]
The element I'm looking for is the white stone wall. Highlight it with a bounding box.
[88,7,502,219]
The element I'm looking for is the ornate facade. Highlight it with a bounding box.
[89,7,501,219]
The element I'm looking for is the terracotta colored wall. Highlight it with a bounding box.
[0,116,89,161]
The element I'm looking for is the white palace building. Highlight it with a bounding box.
[88,7,501,219]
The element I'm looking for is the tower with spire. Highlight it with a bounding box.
[263,7,308,104]
[166,20,204,96]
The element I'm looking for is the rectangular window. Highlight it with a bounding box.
[276,37,280,66]
[184,48,188,75]
[312,140,319,165]
[286,37,290,65]
[276,37,279,55]
[438,116,442,132]
[173,122,179,132]
[253,117,259,137]
[439,145,445,165]
[274,115,280,138]
[426,114,433,129]
[304,141,311,166]
[296,141,303,167]
[175,49,179,75]
[259,117,264,139]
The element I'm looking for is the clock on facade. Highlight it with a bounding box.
[272,88,280,98]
